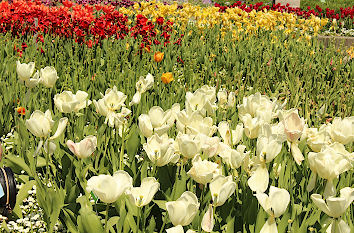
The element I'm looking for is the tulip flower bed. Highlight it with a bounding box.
[0,0,353,232]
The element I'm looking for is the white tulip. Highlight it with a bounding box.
[39,66,59,88]
[199,135,220,158]
[129,92,141,106]
[311,187,353,233]
[257,135,282,163]
[185,85,217,116]
[175,133,202,159]
[176,110,216,136]
[330,117,354,145]
[166,225,196,233]
[210,175,236,206]
[201,204,214,232]
[187,156,222,185]
[26,110,68,139]
[43,140,56,155]
[129,73,154,106]
[138,114,153,137]
[16,61,35,81]
[86,171,133,203]
[283,111,305,142]
[247,164,269,193]
[126,177,159,207]
[26,110,54,138]
[255,186,290,233]
[143,134,179,166]
[102,86,127,111]
[306,125,332,152]
[218,121,243,146]
[238,92,277,124]
[227,91,236,108]
[218,144,249,169]
[25,70,40,88]
[54,90,91,113]
[241,114,262,139]
[217,89,228,106]
[148,106,173,135]
[67,136,97,159]
[166,191,200,226]
[308,143,352,198]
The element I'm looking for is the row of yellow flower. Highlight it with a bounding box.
[119,1,329,38]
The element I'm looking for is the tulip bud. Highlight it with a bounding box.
[161,72,173,84]
[67,136,97,159]
[154,52,164,62]
[39,66,59,88]
[16,61,35,81]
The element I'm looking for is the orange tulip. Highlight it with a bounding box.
[16,107,26,115]
[161,72,173,84]
[154,52,164,62]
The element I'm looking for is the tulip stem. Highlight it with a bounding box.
[158,214,167,233]
[119,125,125,171]
[137,207,140,233]
[105,203,110,232]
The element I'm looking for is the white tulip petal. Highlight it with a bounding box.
[248,165,269,193]
[260,218,278,233]
[50,117,68,140]
[201,204,214,232]
[269,186,290,218]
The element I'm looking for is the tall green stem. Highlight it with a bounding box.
[105,204,110,232]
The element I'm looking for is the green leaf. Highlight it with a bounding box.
[152,200,167,211]
[12,180,36,218]
[5,153,32,176]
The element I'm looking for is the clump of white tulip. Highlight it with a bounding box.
[16,61,59,89]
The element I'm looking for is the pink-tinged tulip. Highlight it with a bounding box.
[67,136,97,159]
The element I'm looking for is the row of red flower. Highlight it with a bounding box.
[1,0,180,49]
[214,1,354,21]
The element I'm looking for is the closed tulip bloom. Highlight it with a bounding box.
[217,89,228,106]
[126,177,160,207]
[25,110,54,138]
[86,171,133,203]
[154,52,164,62]
[138,114,153,137]
[330,117,354,145]
[67,136,97,159]
[308,143,352,198]
[161,72,173,84]
[210,175,236,207]
[283,111,305,142]
[176,133,202,159]
[143,134,179,166]
[199,135,220,158]
[255,186,290,233]
[16,60,35,81]
[311,187,353,233]
[54,90,91,113]
[39,66,59,88]
[166,191,200,226]
[187,156,221,185]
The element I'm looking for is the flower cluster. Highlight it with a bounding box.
[0,0,175,48]
[214,1,354,21]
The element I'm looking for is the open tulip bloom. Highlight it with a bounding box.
[166,191,200,226]
[26,110,68,141]
[86,171,133,204]
[126,177,160,207]
[255,186,290,233]
[54,90,91,113]
[311,187,354,233]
